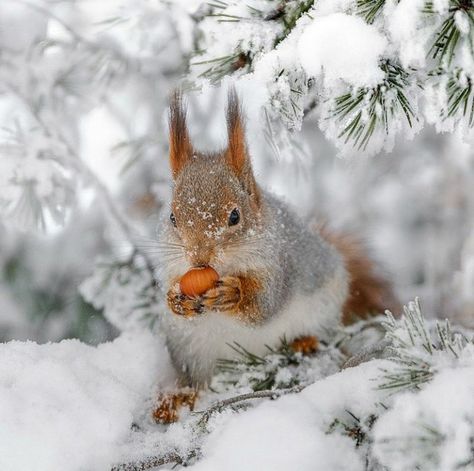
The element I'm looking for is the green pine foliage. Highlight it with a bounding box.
[380,298,469,391]
[213,338,318,392]
[426,0,474,66]
[190,0,474,151]
[441,67,474,125]
[356,0,387,24]
[332,61,416,151]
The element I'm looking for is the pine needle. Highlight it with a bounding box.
[332,61,416,151]
[379,298,470,392]
[356,0,386,24]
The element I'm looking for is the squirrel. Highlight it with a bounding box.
[153,89,396,420]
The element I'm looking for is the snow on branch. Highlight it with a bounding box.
[190,0,474,154]
[380,297,471,391]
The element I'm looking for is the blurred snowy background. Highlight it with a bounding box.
[0,0,473,345]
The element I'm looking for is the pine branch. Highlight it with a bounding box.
[191,52,249,82]
[332,61,416,150]
[379,298,469,392]
[426,0,474,67]
[356,0,387,24]
[443,68,474,126]
[191,0,315,82]
[342,339,391,369]
[215,338,307,391]
[273,0,315,46]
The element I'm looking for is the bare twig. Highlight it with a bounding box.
[334,319,385,349]
[196,384,305,425]
[342,339,391,369]
[111,449,199,471]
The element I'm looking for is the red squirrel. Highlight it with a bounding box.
[153,89,396,422]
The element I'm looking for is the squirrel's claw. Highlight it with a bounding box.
[167,283,203,318]
[202,276,242,313]
[167,276,242,317]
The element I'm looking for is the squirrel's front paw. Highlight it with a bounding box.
[167,283,203,318]
[202,276,242,312]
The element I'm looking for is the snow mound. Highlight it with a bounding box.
[188,360,389,471]
[0,331,171,471]
[374,359,474,471]
[297,13,387,88]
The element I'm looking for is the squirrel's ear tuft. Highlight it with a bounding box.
[225,87,247,176]
[169,90,192,178]
[225,87,261,207]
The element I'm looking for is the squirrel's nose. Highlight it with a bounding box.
[187,246,214,267]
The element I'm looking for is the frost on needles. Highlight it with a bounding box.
[191,0,474,154]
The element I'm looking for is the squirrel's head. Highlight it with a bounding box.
[166,89,262,269]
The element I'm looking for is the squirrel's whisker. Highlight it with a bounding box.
[138,249,184,257]
[131,235,185,249]
[156,253,184,261]
[135,242,185,249]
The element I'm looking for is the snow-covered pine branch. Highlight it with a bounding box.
[190,0,474,154]
[380,297,470,391]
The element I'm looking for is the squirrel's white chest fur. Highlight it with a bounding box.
[160,265,348,385]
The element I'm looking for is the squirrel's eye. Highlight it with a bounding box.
[228,208,240,226]
[170,212,177,227]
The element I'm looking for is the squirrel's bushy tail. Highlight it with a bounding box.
[322,230,399,325]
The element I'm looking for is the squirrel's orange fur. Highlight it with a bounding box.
[169,91,193,178]
[322,231,399,324]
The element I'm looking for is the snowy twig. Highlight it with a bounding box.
[342,339,391,369]
[111,449,199,471]
[334,318,385,349]
[196,384,305,425]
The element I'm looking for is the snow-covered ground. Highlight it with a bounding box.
[1,302,473,471]
[0,331,168,471]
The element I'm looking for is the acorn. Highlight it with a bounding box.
[180,266,219,297]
